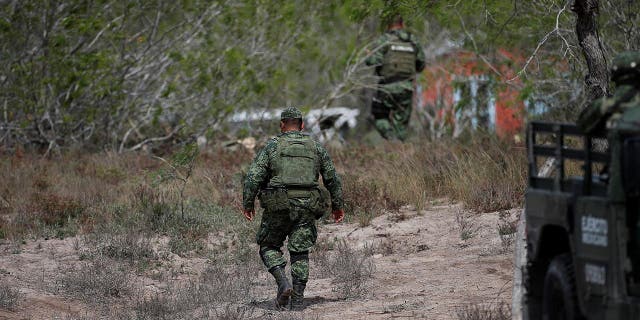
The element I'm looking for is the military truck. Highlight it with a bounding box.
[512,121,640,319]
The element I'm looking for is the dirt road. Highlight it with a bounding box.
[0,202,517,319]
[301,203,517,319]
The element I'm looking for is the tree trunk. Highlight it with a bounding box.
[572,0,610,102]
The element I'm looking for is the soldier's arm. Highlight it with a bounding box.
[577,98,607,134]
[578,86,638,134]
[365,34,387,67]
[242,141,274,211]
[413,36,426,72]
[316,143,344,211]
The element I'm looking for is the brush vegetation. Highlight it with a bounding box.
[0,133,524,241]
[0,133,524,317]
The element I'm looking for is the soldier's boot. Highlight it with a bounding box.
[269,266,292,308]
[290,280,306,311]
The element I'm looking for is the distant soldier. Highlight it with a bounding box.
[242,107,345,310]
[578,51,640,278]
[366,15,426,141]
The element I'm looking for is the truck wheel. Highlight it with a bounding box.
[542,254,583,320]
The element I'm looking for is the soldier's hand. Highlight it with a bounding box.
[332,209,344,223]
[242,209,255,222]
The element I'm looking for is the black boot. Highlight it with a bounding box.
[290,280,306,310]
[269,266,292,308]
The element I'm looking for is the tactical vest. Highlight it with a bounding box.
[380,33,417,82]
[260,134,329,217]
[269,134,319,189]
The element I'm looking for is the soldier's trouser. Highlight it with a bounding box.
[256,203,317,283]
[372,82,414,141]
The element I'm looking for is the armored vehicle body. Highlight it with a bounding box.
[515,121,640,319]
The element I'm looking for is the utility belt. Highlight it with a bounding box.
[258,186,329,219]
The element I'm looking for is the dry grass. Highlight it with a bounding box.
[0,133,524,241]
[196,262,257,304]
[0,136,524,318]
[0,147,254,241]
[442,137,526,213]
[57,216,260,318]
[0,281,21,309]
[311,238,377,299]
[85,231,159,269]
[456,301,511,320]
[325,240,376,299]
[58,258,133,303]
[211,305,257,320]
[335,144,421,226]
[112,247,262,319]
[497,211,518,253]
[334,133,526,224]
[132,293,182,319]
[456,210,478,241]
[310,237,334,278]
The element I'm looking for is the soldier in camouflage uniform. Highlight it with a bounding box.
[365,15,426,141]
[242,107,345,310]
[578,51,640,279]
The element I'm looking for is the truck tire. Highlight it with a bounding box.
[512,212,529,320]
[542,254,584,320]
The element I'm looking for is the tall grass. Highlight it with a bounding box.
[0,148,254,241]
[0,134,525,319]
[440,135,527,213]
[0,134,525,240]
[335,133,526,223]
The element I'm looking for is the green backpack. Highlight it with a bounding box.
[380,32,417,81]
[259,134,329,217]
[270,135,319,188]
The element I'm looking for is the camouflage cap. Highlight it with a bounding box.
[611,51,640,84]
[281,107,303,120]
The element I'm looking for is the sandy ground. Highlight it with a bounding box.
[0,202,519,320]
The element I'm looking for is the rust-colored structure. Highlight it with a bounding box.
[417,49,526,139]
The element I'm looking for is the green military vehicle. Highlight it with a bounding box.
[513,121,640,319]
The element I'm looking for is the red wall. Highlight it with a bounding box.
[419,50,525,138]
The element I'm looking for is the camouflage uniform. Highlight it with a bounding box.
[578,51,640,279]
[243,107,343,309]
[366,29,426,141]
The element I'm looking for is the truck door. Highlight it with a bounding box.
[573,196,613,315]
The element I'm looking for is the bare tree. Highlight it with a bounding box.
[572,0,610,101]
